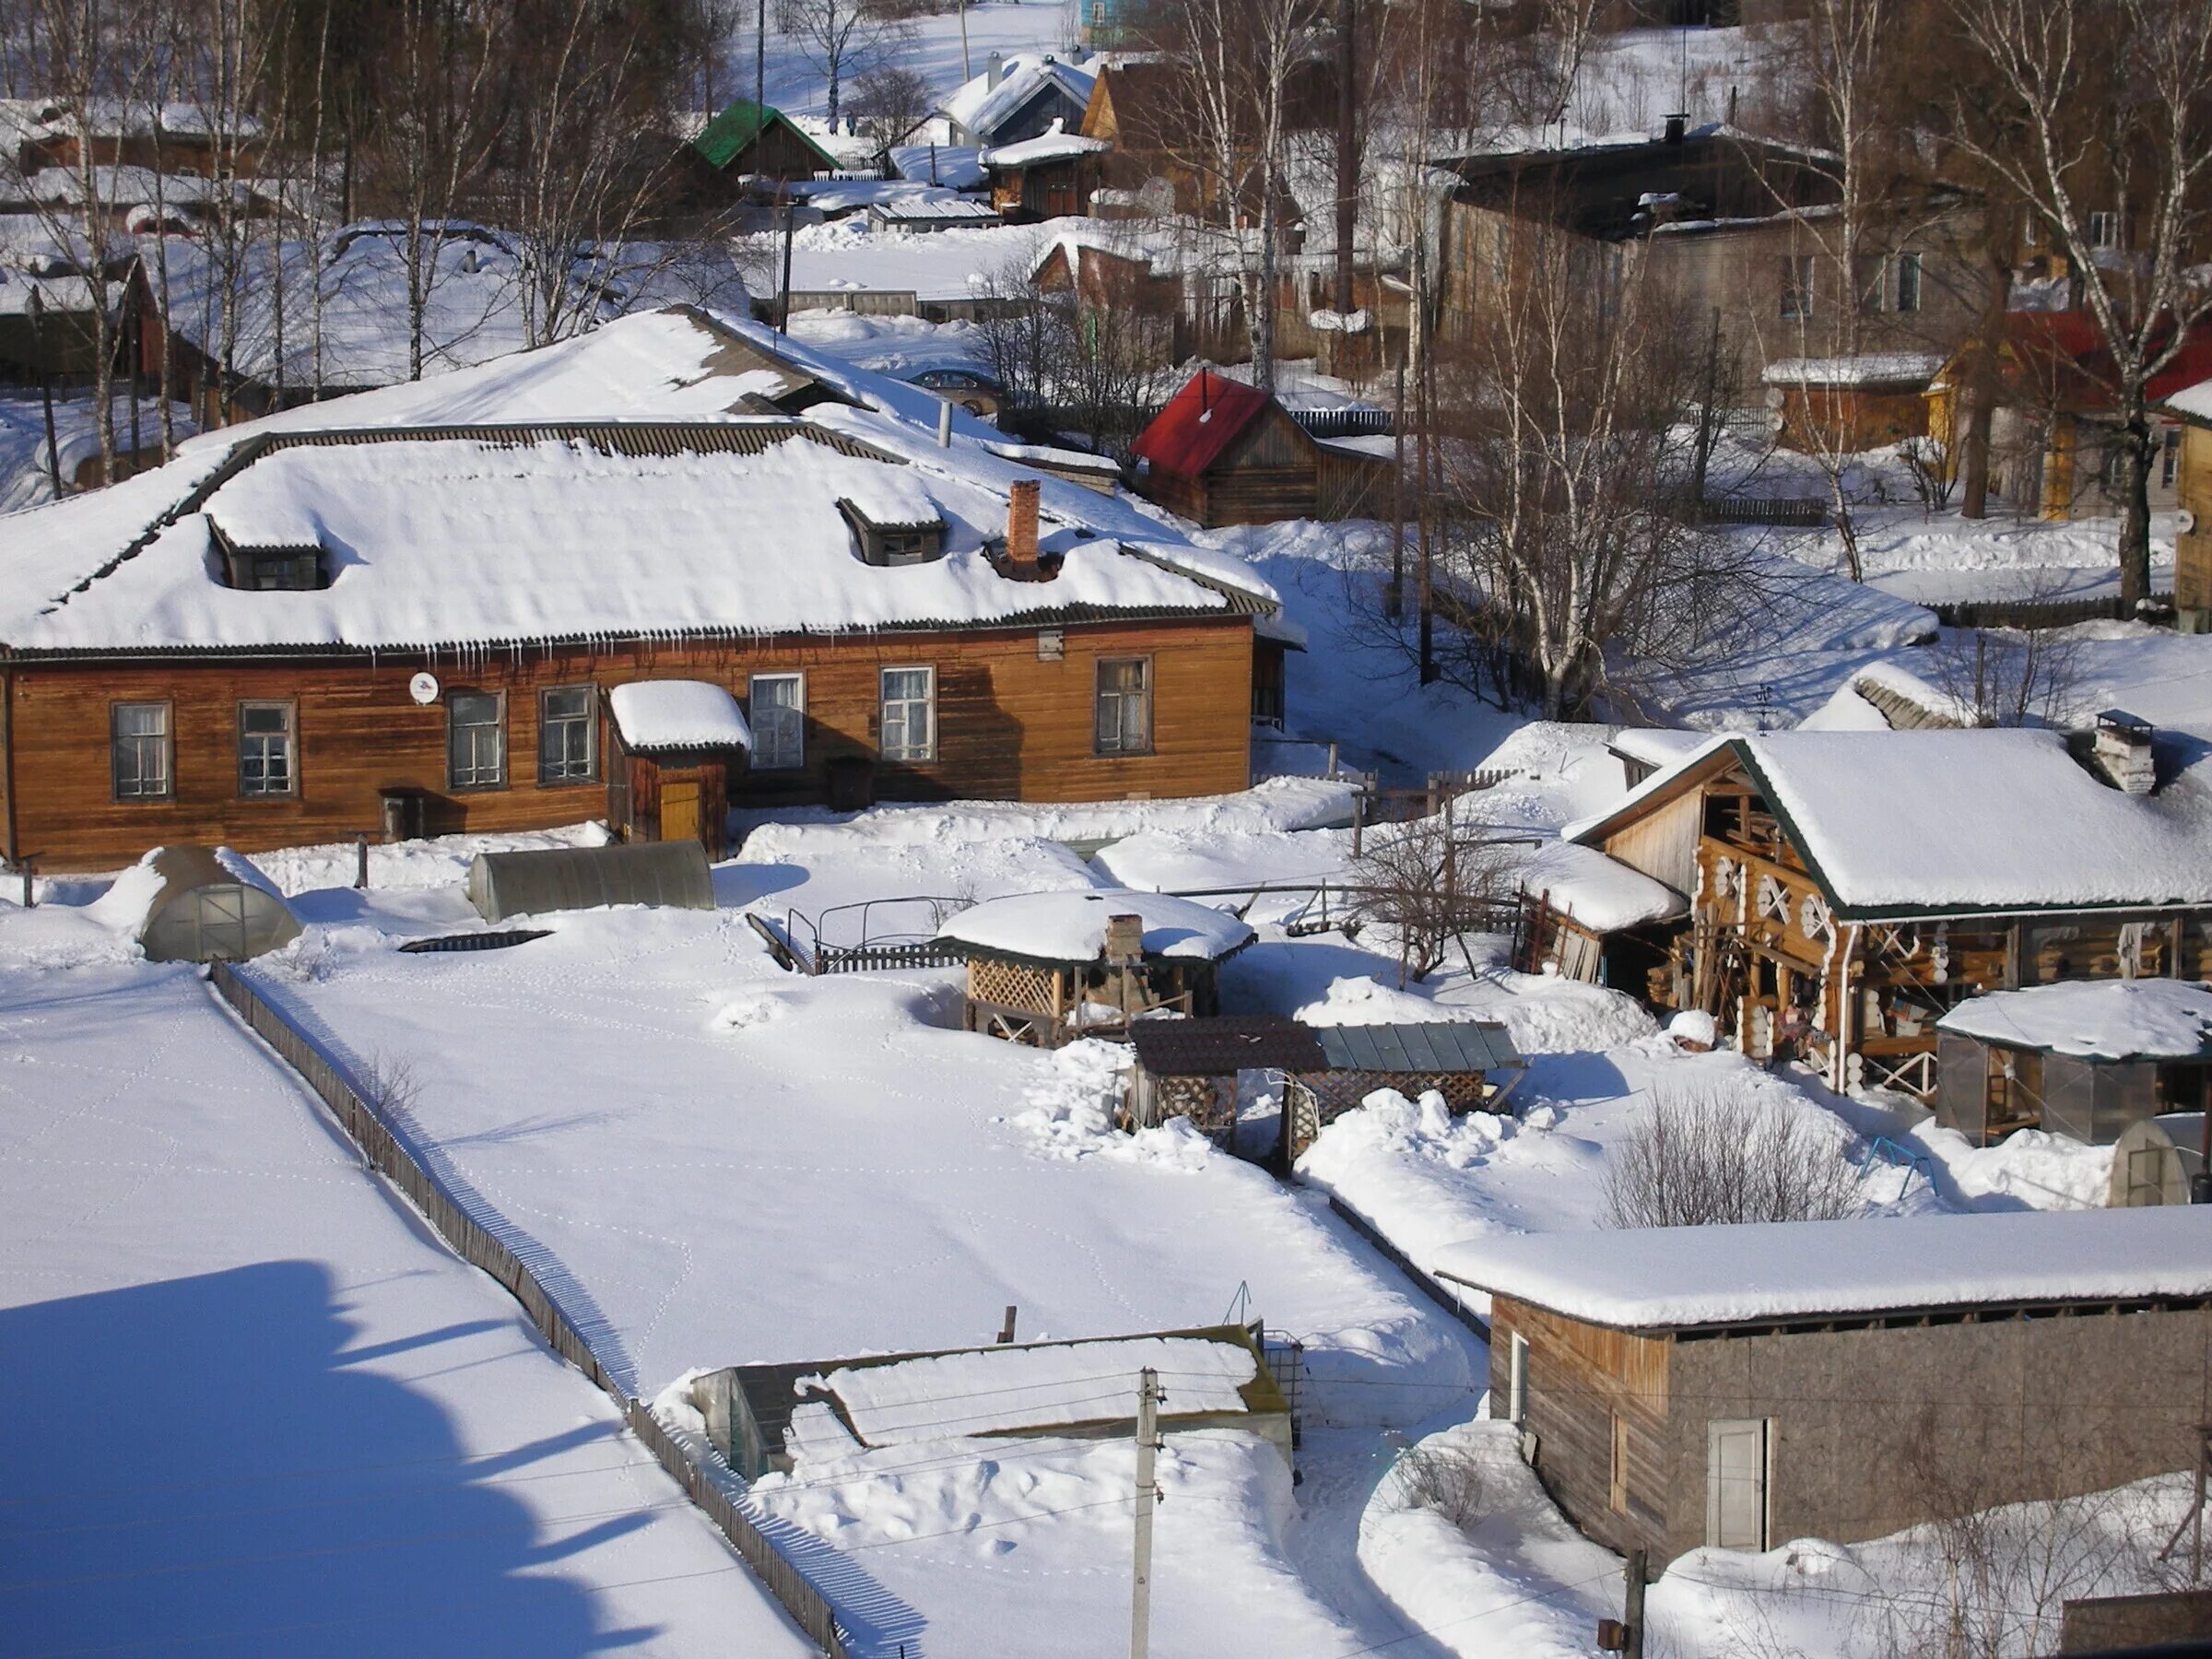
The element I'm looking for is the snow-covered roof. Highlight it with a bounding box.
[938,888,1256,964]
[2163,373,2212,425]
[1762,353,1944,389]
[887,144,986,191]
[1521,841,1688,933]
[1434,1207,2212,1331]
[0,307,1280,654]
[1799,662,1975,733]
[1936,979,2212,1062]
[608,680,752,752]
[940,53,1097,143]
[1608,726,1711,768]
[982,123,1110,169]
[1570,730,2212,920]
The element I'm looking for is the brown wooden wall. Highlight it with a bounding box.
[1490,1294,1677,1562]
[4,615,1255,868]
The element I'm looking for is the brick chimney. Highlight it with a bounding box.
[1103,912,1145,963]
[2091,710,2158,794]
[1002,478,1050,581]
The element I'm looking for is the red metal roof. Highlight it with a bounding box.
[1131,370,1274,478]
[2000,311,2212,410]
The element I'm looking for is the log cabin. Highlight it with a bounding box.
[0,307,1285,871]
[1437,1208,2212,1571]
[1130,370,1391,528]
[1527,722,2212,1132]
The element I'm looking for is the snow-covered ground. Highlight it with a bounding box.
[0,388,195,512]
[0,900,816,1657]
[751,3,1082,124]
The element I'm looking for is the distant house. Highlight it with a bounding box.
[1437,1207,2212,1571]
[937,52,1099,151]
[0,308,1283,870]
[2159,372,2212,631]
[687,1324,1294,1480]
[1926,312,2212,522]
[1533,724,2212,1122]
[1032,223,1247,366]
[1435,124,1977,405]
[684,98,839,186]
[4,95,266,180]
[1130,370,1389,527]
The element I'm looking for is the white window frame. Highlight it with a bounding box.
[748,673,806,771]
[879,665,936,763]
[448,690,508,791]
[536,685,597,785]
[237,700,298,799]
[111,700,173,803]
[2089,209,2127,250]
[1094,655,1152,757]
[2163,426,2183,489]
[1894,251,1923,314]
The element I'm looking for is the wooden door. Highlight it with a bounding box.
[660,781,701,845]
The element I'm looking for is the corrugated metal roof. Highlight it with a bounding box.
[1131,371,1277,479]
[1312,1021,1522,1074]
[254,419,898,463]
[1127,1017,1327,1077]
[690,98,839,173]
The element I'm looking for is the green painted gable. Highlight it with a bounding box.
[690,99,839,173]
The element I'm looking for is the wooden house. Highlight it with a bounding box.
[683,98,838,187]
[1436,1208,2212,1570]
[981,126,1108,223]
[2155,371,2212,631]
[1124,1014,1523,1159]
[0,308,1287,871]
[936,889,1256,1046]
[1533,724,2212,1115]
[936,53,1099,151]
[1130,371,1391,528]
[688,1324,1294,1480]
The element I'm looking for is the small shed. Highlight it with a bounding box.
[982,124,1108,221]
[1517,840,1691,996]
[466,840,714,923]
[687,98,839,184]
[865,195,1002,234]
[111,845,302,963]
[1124,1014,1524,1159]
[1131,371,1328,528]
[1935,978,2212,1147]
[935,888,1256,1046]
[606,680,751,860]
[1764,353,1940,453]
[1435,1208,2212,1571]
[688,1324,1293,1480]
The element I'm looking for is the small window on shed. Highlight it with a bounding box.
[839,499,948,566]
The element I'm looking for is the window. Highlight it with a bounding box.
[749,674,806,771]
[237,700,297,798]
[1094,656,1151,755]
[537,685,596,784]
[2089,209,2128,250]
[2164,426,2183,489]
[447,691,506,789]
[1895,251,1922,314]
[111,701,172,802]
[246,551,320,591]
[1608,1413,1630,1514]
[1780,255,1813,320]
[1505,1333,1529,1427]
[879,666,935,762]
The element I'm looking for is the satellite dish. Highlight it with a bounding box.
[409,672,441,706]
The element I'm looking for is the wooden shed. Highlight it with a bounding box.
[1131,371,1388,527]
[1763,353,1939,453]
[935,888,1256,1046]
[604,680,751,861]
[1124,1014,1524,1159]
[685,98,839,184]
[1438,1208,2212,1571]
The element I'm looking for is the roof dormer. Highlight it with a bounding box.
[838,497,948,566]
[214,526,328,591]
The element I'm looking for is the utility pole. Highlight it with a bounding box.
[755,0,766,116]
[957,0,971,84]
[28,288,60,498]
[777,194,797,335]
[1333,0,1357,319]
[1130,1369,1161,1659]
[1599,1548,1649,1658]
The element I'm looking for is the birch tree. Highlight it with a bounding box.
[1941,0,2212,608]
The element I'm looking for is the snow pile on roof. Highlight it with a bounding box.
[1521,841,1687,932]
[982,121,1109,168]
[1937,978,2212,1062]
[1609,725,1712,768]
[1800,661,1976,733]
[1575,730,2212,917]
[940,53,1097,142]
[1434,1207,2212,1330]
[1762,353,1944,388]
[887,144,986,190]
[810,1335,1258,1445]
[939,888,1256,963]
[608,681,752,752]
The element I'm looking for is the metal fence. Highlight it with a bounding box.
[205,961,851,1658]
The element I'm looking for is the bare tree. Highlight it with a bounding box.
[1350,812,1516,986]
[1941,0,2212,609]
[1602,1086,1865,1229]
[848,63,931,168]
[1927,594,2088,729]
[774,0,910,128]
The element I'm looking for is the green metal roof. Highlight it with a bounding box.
[690,99,839,173]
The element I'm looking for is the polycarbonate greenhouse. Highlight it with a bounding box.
[465,841,714,924]
[135,846,303,963]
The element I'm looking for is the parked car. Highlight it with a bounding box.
[903,367,1003,418]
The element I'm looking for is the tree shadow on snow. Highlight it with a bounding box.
[0,1261,662,1657]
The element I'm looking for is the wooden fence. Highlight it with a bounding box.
[205,961,852,1659]
[1671,493,1830,528]
[1933,591,2175,630]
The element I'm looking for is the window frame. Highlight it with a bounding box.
[747,672,807,771]
[2089,209,2127,251]
[1093,654,1154,757]
[1894,250,1923,314]
[446,689,509,792]
[110,700,174,805]
[1779,254,1814,320]
[2163,426,2183,490]
[535,684,599,787]
[235,698,299,800]
[878,665,937,764]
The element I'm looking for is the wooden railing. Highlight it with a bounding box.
[205,962,851,1658]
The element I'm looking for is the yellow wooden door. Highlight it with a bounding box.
[660,781,700,844]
